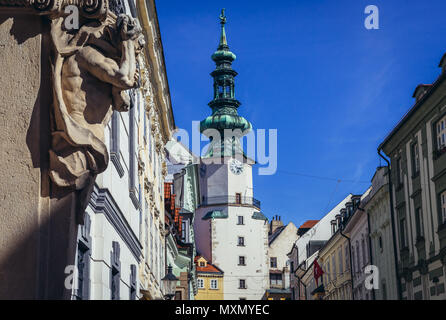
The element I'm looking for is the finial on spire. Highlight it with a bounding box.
[220,8,226,25]
[218,8,228,49]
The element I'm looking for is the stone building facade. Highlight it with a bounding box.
[379,52,446,300]
[366,167,399,300]
[0,0,174,299]
[289,195,352,300]
[264,216,298,300]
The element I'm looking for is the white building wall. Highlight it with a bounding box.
[295,194,352,266]
[268,222,298,289]
[195,158,268,300]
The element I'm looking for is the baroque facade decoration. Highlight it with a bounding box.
[0,0,175,300]
[379,52,446,300]
[0,0,145,299]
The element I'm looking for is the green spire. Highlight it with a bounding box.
[200,9,252,158]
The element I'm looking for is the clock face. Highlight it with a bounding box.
[230,159,243,175]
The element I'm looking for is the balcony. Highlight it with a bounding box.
[200,195,261,209]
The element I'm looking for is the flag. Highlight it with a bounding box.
[313,259,324,286]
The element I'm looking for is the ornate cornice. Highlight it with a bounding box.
[0,0,109,20]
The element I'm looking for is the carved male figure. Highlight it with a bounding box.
[49,12,145,222]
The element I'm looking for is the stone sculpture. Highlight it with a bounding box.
[48,9,144,224]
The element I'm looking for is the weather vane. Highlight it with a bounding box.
[220,8,226,25]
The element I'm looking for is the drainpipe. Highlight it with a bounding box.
[339,229,354,300]
[378,148,403,300]
[358,206,376,300]
[294,267,307,300]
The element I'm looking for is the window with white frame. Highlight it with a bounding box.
[441,190,446,224]
[238,236,245,246]
[197,278,204,289]
[436,115,446,150]
[210,279,218,290]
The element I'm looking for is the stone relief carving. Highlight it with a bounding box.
[48,11,145,223]
[2,0,147,224]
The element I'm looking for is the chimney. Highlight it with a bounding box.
[335,214,342,229]
[331,220,337,235]
[412,84,432,102]
[270,215,284,235]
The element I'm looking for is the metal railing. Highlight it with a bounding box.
[200,195,261,209]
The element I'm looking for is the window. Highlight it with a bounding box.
[239,279,246,289]
[235,193,242,204]
[270,273,283,287]
[344,245,349,271]
[415,207,424,239]
[110,242,121,300]
[238,236,245,246]
[326,261,331,283]
[181,221,186,240]
[270,257,277,268]
[130,265,137,300]
[237,215,244,225]
[226,85,232,98]
[197,278,204,289]
[412,142,420,175]
[200,261,205,267]
[361,238,367,267]
[332,255,336,280]
[396,157,403,187]
[210,279,218,290]
[441,191,446,224]
[379,236,383,251]
[338,250,343,274]
[436,115,446,150]
[238,256,246,266]
[400,217,408,248]
[351,248,355,274]
[175,291,182,300]
[76,244,90,300]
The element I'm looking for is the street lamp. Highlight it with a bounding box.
[162,265,178,300]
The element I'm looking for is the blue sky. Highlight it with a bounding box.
[156,0,446,227]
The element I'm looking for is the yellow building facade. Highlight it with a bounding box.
[194,256,224,300]
[319,220,353,300]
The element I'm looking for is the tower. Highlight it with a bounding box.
[194,9,269,300]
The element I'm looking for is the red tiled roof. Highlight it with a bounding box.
[299,220,319,229]
[195,256,223,274]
